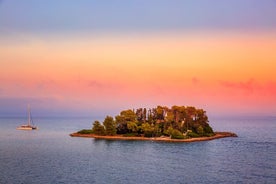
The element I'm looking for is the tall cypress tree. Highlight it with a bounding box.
[103,116,116,136]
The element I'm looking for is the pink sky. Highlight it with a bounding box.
[0,31,275,117]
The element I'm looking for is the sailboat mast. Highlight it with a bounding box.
[28,105,31,126]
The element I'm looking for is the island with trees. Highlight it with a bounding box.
[70,105,237,142]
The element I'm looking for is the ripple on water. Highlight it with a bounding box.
[0,117,275,184]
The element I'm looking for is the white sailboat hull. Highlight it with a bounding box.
[16,125,37,130]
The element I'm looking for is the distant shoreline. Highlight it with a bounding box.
[70,132,237,143]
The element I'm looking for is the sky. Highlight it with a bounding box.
[0,0,276,117]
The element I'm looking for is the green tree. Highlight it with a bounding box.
[147,108,153,124]
[163,110,174,132]
[204,125,214,135]
[92,121,105,135]
[127,121,138,133]
[103,116,116,135]
[196,125,204,135]
[115,115,128,134]
[178,106,187,122]
[165,110,174,123]
[141,123,154,137]
[135,108,143,122]
[110,105,214,138]
[121,109,137,122]
[116,109,138,134]
[156,106,164,120]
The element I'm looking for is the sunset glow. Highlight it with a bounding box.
[0,1,275,117]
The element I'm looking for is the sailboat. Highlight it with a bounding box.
[16,105,38,130]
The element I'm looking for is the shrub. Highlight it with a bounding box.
[171,129,184,139]
[77,129,93,134]
[144,132,154,137]
[204,125,214,134]
[196,125,204,135]
[123,133,140,137]
[187,131,200,138]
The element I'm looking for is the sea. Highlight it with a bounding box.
[0,116,275,184]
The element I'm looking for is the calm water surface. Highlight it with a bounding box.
[0,117,275,184]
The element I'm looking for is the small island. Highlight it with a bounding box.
[71,105,237,142]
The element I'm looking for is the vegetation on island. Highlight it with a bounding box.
[78,105,215,139]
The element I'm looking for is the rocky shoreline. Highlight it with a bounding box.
[70,132,237,143]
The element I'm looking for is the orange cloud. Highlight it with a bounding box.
[220,79,276,96]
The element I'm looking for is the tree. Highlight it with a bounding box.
[127,121,138,133]
[186,106,196,120]
[143,108,147,123]
[164,110,173,132]
[204,125,214,135]
[148,108,153,124]
[115,115,128,134]
[156,106,164,120]
[184,106,197,132]
[165,111,174,122]
[141,123,154,137]
[151,108,157,122]
[195,109,209,125]
[116,109,138,134]
[196,125,204,135]
[121,109,137,122]
[135,108,143,122]
[178,106,187,122]
[172,105,181,122]
[103,116,116,136]
[93,105,213,138]
[92,121,105,135]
